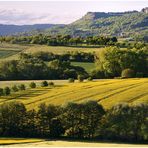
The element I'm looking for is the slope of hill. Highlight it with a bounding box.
[44,9,148,37]
[0,24,63,36]
[0,8,147,38]
[0,79,147,110]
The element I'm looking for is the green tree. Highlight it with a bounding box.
[30,82,36,88]
[78,75,84,82]
[11,85,19,92]
[18,84,26,91]
[68,78,75,83]
[121,68,135,78]
[49,118,65,138]
[62,102,84,138]
[48,82,54,86]
[0,88,4,96]
[24,109,38,137]
[0,101,26,136]
[3,87,11,96]
[41,81,48,87]
[83,101,105,138]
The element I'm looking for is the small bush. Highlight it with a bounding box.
[11,85,19,92]
[68,78,75,83]
[78,75,84,82]
[87,77,93,81]
[91,69,106,79]
[3,87,11,95]
[41,81,48,87]
[30,82,36,88]
[18,84,26,91]
[0,88,4,96]
[48,82,54,86]
[121,68,135,78]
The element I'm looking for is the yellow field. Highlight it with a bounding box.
[0,138,43,145]
[1,138,148,147]
[0,78,148,110]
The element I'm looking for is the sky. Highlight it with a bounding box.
[0,1,147,25]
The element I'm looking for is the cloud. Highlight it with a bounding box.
[0,9,80,25]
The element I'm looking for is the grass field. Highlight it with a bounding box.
[0,43,30,60]
[71,62,96,73]
[1,138,148,147]
[0,78,147,110]
[0,43,102,61]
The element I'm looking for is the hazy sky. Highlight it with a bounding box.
[0,1,147,25]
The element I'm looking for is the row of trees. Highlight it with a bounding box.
[0,101,147,142]
[33,51,94,62]
[0,84,25,96]
[0,53,88,80]
[0,81,54,96]
[0,35,117,46]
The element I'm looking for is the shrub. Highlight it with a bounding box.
[121,68,135,78]
[3,87,11,95]
[41,81,48,87]
[11,85,19,92]
[78,75,84,82]
[48,82,54,86]
[18,84,26,91]
[68,78,75,83]
[0,88,4,96]
[91,69,106,79]
[87,77,93,81]
[29,82,36,88]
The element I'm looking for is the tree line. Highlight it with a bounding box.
[33,51,94,62]
[0,35,117,46]
[0,34,147,49]
[0,101,147,142]
[92,47,148,78]
[0,81,54,96]
[0,53,88,80]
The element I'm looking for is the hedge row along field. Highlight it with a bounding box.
[0,78,147,110]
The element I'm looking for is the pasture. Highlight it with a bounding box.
[0,43,102,61]
[0,78,147,110]
[0,43,30,60]
[24,45,102,54]
[71,62,95,73]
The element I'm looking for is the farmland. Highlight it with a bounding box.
[0,43,30,60]
[0,78,147,110]
[0,43,102,61]
[71,62,95,73]
[1,138,148,147]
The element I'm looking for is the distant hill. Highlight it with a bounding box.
[0,8,148,38]
[44,8,148,38]
[0,24,63,36]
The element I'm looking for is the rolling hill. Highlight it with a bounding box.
[0,24,63,36]
[0,8,147,38]
[44,8,148,38]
